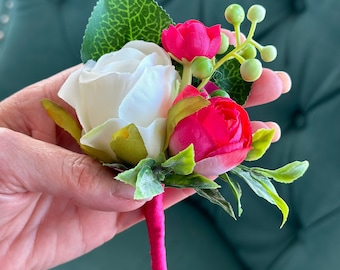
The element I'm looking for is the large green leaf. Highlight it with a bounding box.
[81,0,173,62]
[212,46,252,105]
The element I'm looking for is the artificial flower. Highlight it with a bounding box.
[169,85,252,178]
[58,40,180,163]
[161,19,221,62]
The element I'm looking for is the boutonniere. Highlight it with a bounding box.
[42,1,309,269]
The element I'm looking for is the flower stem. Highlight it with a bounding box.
[179,62,192,91]
[143,192,167,270]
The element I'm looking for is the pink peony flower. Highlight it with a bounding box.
[161,20,221,62]
[169,85,252,178]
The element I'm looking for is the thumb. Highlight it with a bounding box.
[0,128,145,212]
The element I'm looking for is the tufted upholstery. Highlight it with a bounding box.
[1,0,340,269]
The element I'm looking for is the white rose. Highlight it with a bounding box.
[58,40,180,163]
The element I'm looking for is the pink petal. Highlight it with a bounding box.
[194,147,251,177]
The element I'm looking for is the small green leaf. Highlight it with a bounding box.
[164,96,210,149]
[161,144,195,175]
[212,46,252,105]
[81,0,173,62]
[164,172,220,189]
[81,144,114,163]
[195,188,236,220]
[232,166,289,228]
[115,158,156,186]
[135,166,164,200]
[110,124,148,166]
[253,161,309,184]
[246,128,275,161]
[41,99,81,143]
[102,162,129,172]
[220,173,243,217]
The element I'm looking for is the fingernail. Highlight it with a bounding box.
[111,181,137,200]
[111,181,151,202]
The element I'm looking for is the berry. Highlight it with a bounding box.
[240,44,257,59]
[247,5,266,23]
[218,33,229,55]
[225,4,245,25]
[191,57,214,79]
[210,90,230,98]
[240,59,262,82]
[260,45,277,62]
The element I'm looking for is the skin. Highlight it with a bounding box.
[0,65,290,269]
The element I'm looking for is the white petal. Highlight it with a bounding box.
[137,118,167,159]
[58,64,94,133]
[119,66,179,126]
[92,49,144,73]
[78,71,134,132]
[80,118,128,159]
[58,64,89,108]
[122,40,172,65]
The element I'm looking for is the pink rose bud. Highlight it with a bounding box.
[161,20,222,62]
[169,85,252,178]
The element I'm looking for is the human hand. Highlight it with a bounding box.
[0,63,288,269]
[0,67,193,269]
[246,68,291,142]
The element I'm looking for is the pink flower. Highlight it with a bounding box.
[161,20,221,62]
[169,85,252,178]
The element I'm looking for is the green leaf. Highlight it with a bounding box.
[81,0,173,62]
[164,95,210,149]
[115,158,156,186]
[110,123,148,166]
[41,99,81,143]
[161,144,195,175]
[195,188,236,220]
[220,173,243,217]
[232,166,289,228]
[212,46,252,105]
[164,172,220,189]
[102,162,129,172]
[134,166,164,200]
[246,128,275,161]
[81,144,114,163]
[252,161,309,184]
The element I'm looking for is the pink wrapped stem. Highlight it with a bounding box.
[143,192,167,270]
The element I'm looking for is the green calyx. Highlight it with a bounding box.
[111,144,219,200]
[110,124,148,166]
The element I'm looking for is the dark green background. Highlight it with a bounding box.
[1,0,340,269]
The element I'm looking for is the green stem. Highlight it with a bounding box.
[194,20,260,91]
[213,20,259,72]
[234,23,242,47]
[179,62,192,91]
[246,21,258,40]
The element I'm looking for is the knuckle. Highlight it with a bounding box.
[62,154,102,193]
